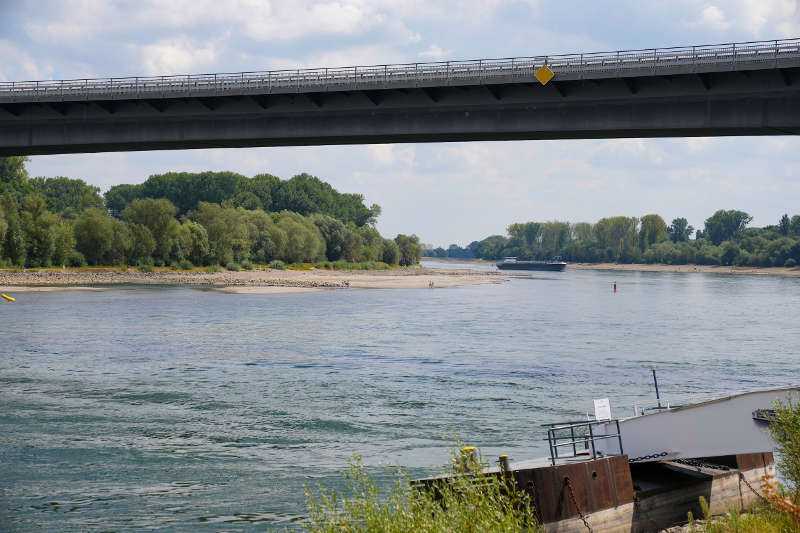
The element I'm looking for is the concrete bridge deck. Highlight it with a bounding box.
[1,38,799,156]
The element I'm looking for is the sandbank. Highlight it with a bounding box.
[569,263,800,277]
[0,267,510,293]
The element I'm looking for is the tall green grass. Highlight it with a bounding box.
[303,446,539,533]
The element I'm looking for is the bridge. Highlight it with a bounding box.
[1,39,800,156]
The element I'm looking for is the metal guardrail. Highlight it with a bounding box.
[1,38,799,104]
[544,419,624,466]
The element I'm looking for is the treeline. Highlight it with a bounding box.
[433,211,800,268]
[0,157,422,269]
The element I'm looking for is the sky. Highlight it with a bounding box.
[1,0,799,247]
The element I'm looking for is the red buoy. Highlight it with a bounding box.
[613,282,617,293]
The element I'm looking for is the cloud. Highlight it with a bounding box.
[139,37,219,76]
[0,40,52,81]
[418,45,452,60]
[684,0,798,36]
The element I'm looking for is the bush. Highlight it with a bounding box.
[268,260,286,270]
[207,264,223,273]
[304,444,538,533]
[138,263,154,273]
[241,260,253,270]
[179,259,194,270]
[785,258,797,268]
[66,250,87,267]
[169,261,180,270]
[769,395,800,494]
[227,262,241,271]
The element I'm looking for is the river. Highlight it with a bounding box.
[2,266,798,531]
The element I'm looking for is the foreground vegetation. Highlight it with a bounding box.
[426,211,800,269]
[685,396,800,532]
[0,157,423,270]
[305,398,800,532]
[303,445,539,533]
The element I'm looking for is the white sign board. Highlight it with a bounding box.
[594,398,612,421]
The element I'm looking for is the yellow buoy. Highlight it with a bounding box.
[1,293,15,302]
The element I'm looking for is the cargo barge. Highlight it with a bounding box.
[497,257,567,272]
[416,386,797,532]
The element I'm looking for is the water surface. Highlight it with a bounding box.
[1,269,798,531]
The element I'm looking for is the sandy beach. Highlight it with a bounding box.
[568,262,800,277]
[0,266,511,294]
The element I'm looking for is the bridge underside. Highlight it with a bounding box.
[1,67,799,156]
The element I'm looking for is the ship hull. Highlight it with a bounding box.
[497,262,566,271]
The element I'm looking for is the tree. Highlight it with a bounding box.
[312,214,347,261]
[0,156,32,196]
[29,176,103,214]
[191,202,251,265]
[779,214,790,236]
[73,208,114,265]
[475,235,509,260]
[179,220,210,265]
[128,224,156,264]
[791,215,800,237]
[639,214,668,250]
[394,234,422,266]
[594,216,639,262]
[121,198,180,264]
[381,238,401,265]
[668,217,694,243]
[704,209,752,245]
[21,194,58,267]
[52,221,75,266]
[104,184,141,215]
[1,191,25,266]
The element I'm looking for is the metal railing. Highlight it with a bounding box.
[1,38,799,104]
[544,419,623,466]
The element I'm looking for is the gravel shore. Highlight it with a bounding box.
[0,267,510,292]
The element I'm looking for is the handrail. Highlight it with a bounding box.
[545,419,624,466]
[1,38,799,103]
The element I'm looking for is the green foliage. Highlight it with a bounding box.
[268,260,286,270]
[668,217,695,243]
[178,259,194,270]
[104,171,378,227]
[1,191,26,266]
[122,198,181,264]
[66,250,87,267]
[303,445,539,533]
[73,208,114,265]
[769,395,800,494]
[240,260,253,270]
[704,209,753,245]
[394,234,422,266]
[21,194,58,267]
[0,156,32,196]
[29,176,103,214]
[227,262,241,271]
[207,264,223,273]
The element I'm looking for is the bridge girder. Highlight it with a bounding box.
[1,66,799,156]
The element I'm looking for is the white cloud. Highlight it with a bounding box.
[418,45,452,60]
[0,40,52,81]
[699,5,730,30]
[367,144,415,167]
[685,0,798,36]
[139,37,219,76]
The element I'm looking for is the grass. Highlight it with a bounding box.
[302,444,539,533]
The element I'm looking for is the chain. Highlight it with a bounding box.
[675,458,731,471]
[628,451,668,463]
[739,472,767,502]
[563,477,593,533]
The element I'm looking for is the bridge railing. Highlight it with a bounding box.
[1,38,799,103]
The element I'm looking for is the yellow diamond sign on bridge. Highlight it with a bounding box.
[535,64,554,85]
